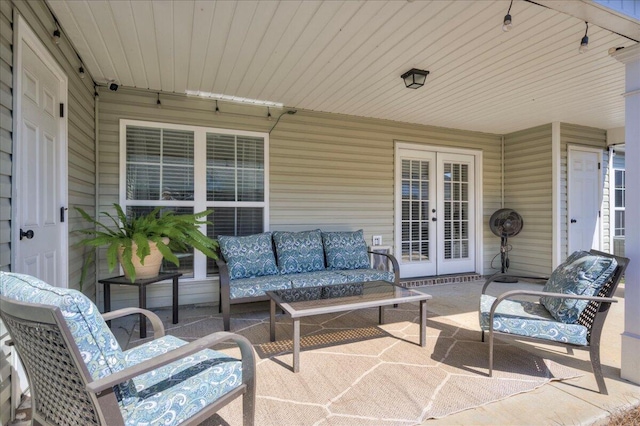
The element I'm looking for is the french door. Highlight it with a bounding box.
[395,146,476,278]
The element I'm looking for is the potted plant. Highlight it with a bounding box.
[76,204,218,282]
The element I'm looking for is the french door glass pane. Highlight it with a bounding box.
[401,159,430,262]
[443,162,469,260]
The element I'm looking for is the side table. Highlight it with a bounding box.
[98,272,182,338]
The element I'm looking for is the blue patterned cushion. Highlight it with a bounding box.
[479,294,588,346]
[289,271,348,288]
[540,253,618,324]
[322,230,370,270]
[273,230,325,274]
[122,335,243,425]
[229,275,292,299]
[0,272,137,405]
[219,232,278,280]
[336,269,395,283]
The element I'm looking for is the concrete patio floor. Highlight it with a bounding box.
[90,279,640,425]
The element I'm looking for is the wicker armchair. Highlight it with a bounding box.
[0,272,256,425]
[479,250,629,395]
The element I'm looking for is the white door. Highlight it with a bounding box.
[568,147,601,254]
[14,19,68,287]
[395,148,475,278]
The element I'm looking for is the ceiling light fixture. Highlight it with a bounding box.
[401,68,430,89]
[52,28,61,44]
[78,66,85,79]
[502,0,513,32]
[579,22,589,53]
[156,93,162,108]
[215,100,220,115]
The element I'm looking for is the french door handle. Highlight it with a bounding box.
[431,217,437,222]
[20,229,34,240]
[570,219,577,223]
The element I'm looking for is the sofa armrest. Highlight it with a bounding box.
[481,272,549,295]
[102,307,166,337]
[368,250,400,285]
[86,332,256,394]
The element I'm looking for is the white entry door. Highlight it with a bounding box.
[14,17,68,287]
[395,147,476,278]
[568,147,602,254]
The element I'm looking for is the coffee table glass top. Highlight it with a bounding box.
[267,280,430,316]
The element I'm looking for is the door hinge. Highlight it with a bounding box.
[60,103,64,118]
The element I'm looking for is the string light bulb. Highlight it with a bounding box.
[215,100,220,115]
[52,29,61,44]
[502,0,513,32]
[267,107,272,121]
[78,66,85,79]
[579,22,589,53]
[156,93,162,109]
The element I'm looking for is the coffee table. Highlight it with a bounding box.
[266,280,432,372]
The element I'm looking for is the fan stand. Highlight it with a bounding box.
[494,235,518,283]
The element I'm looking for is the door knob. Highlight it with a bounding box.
[570,219,577,223]
[20,229,34,240]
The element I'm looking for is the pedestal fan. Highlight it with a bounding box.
[489,208,524,283]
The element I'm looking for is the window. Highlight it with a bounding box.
[121,120,268,280]
[614,169,625,237]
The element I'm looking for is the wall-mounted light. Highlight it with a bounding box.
[78,66,85,79]
[52,28,61,44]
[502,0,513,32]
[401,68,430,89]
[579,22,589,53]
[156,93,162,108]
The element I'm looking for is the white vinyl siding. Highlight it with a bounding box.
[503,124,553,276]
[97,88,503,309]
[2,0,96,420]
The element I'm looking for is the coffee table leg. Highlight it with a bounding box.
[270,299,276,342]
[420,300,427,347]
[293,318,300,373]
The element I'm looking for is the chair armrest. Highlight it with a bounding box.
[489,289,617,328]
[86,331,255,394]
[101,307,165,337]
[482,272,549,294]
[368,250,400,285]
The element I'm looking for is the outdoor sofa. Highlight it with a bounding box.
[217,229,399,331]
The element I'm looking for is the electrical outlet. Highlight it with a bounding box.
[372,235,382,246]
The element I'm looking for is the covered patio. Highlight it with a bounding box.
[1,0,640,424]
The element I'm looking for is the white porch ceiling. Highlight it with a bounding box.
[47,0,638,134]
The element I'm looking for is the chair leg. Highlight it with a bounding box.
[481,330,485,342]
[589,342,608,395]
[488,329,494,377]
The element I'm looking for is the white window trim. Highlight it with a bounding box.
[119,119,270,281]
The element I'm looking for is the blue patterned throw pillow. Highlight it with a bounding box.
[218,232,278,280]
[322,230,370,270]
[273,230,325,274]
[540,252,618,324]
